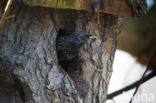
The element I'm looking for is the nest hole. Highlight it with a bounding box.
[56,29,90,97]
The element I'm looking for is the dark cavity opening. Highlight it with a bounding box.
[56,29,90,97]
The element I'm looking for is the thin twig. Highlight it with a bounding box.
[129,67,149,103]
[107,70,156,99]
[129,50,156,103]
[0,0,14,28]
[107,50,156,100]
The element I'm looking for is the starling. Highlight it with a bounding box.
[56,31,97,61]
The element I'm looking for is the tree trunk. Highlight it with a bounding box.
[0,1,122,103]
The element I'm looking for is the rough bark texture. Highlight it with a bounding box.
[0,1,122,103]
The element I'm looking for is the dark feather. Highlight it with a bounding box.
[56,31,93,61]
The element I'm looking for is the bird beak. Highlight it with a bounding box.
[89,35,97,39]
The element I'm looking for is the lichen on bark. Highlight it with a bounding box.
[15,0,147,16]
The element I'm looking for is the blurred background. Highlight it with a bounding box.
[107,0,156,103]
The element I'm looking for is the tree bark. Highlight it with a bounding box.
[0,1,122,103]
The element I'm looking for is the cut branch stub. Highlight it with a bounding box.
[18,0,147,16]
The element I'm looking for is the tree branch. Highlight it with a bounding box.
[129,50,156,103]
[107,70,156,99]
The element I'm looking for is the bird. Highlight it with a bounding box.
[56,31,97,61]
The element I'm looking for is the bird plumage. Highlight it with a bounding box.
[56,31,95,61]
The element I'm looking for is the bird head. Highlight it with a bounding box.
[73,31,97,45]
